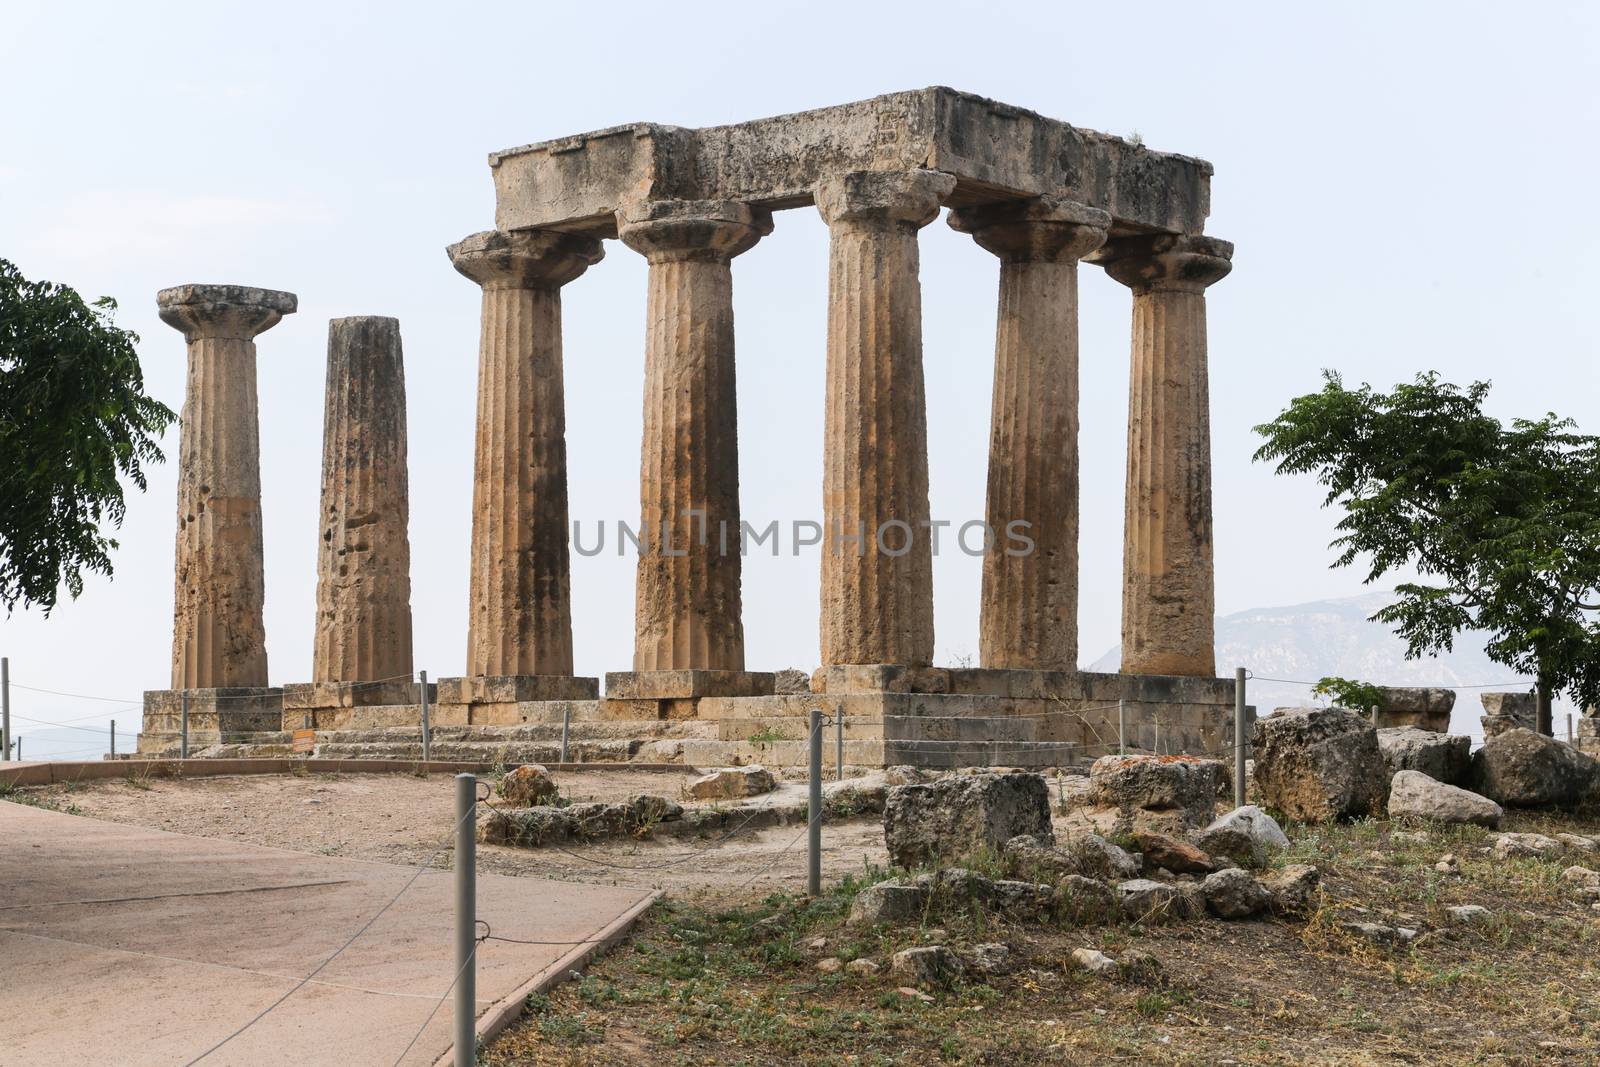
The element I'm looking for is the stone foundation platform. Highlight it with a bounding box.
[137,688,284,754]
[137,668,1247,771]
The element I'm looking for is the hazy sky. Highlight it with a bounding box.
[2,1,1596,740]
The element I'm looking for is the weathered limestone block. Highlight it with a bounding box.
[1200,868,1272,919]
[847,881,927,925]
[883,771,1050,868]
[1251,707,1386,823]
[312,317,414,684]
[687,764,775,800]
[489,88,1212,237]
[498,764,558,806]
[1093,234,1232,677]
[1377,726,1471,785]
[448,229,603,678]
[1387,770,1502,827]
[948,197,1108,672]
[816,169,955,667]
[1480,691,1537,739]
[617,199,770,671]
[1088,753,1224,832]
[1374,686,1455,732]
[158,284,296,688]
[1195,805,1289,868]
[1471,727,1598,808]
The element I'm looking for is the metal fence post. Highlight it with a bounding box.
[180,691,190,760]
[1370,705,1379,728]
[1568,713,1574,744]
[1234,667,1247,809]
[1117,700,1126,756]
[560,704,571,764]
[808,707,822,896]
[110,720,116,759]
[2,656,10,762]
[420,670,432,763]
[455,773,477,1067]
[835,704,844,781]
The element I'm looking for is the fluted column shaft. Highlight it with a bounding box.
[158,285,296,689]
[816,170,955,667]
[618,200,770,671]
[949,198,1109,671]
[1098,235,1233,677]
[448,230,603,677]
[312,317,414,682]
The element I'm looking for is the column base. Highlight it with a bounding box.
[283,679,430,711]
[139,687,284,750]
[605,670,774,700]
[436,675,600,705]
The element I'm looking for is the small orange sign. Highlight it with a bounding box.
[291,728,315,754]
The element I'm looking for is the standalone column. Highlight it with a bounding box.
[157,284,296,689]
[311,317,414,684]
[617,200,770,671]
[1096,234,1233,677]
[948,197,1109,672]
[815,169,955,667]
[447,230,602,682]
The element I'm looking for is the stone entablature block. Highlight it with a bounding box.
[489,87,1211,238]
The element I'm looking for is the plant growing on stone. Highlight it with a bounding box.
[1311,676,1386,713]
[0,259,176,613]
[1255,371,1600,732]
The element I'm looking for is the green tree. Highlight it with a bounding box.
[0,259,176,613]
[1254,371,1600,734]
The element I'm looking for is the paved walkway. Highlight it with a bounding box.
[0,801,654,1065]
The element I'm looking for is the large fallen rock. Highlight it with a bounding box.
[498,764,558,806]
[1089,754,1224,832]
[1133,830,1215,874]
[687,764,776,800]
[1471,728,1598,808]
[1116,879,1202,923]
[1377,727,1472,785]
[1061,833,1142,881]
[1387,770,1502,827]
[1193,805,1289,868]
[1252,707,1386,822]
[884,773,1051,869]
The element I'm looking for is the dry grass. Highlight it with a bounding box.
[483,810,1600,1066]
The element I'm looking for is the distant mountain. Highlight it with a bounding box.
[1089,591,1565,742]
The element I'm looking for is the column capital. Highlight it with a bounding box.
[615,199,772,263]
[157,284,297,342]
[814,169,956,230]
[947,196,1110,262]
[447,229,604,291]
[1092,234,1233,292]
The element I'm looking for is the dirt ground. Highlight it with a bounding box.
[15,771,1600,1064]
[15,769,887,897]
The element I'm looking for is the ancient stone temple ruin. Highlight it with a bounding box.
[139,88,1241,768]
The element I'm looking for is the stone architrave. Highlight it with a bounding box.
[447,229,603,678]
[815,169,956,667]
[1094,235,1233,677]
[157,284,296,689]
[616,200,771,671]
[948,197,1109,671]
[311,317,414,684]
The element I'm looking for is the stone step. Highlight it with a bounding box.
[679,738,887,767]
[315,737,674,764]
[306,720,717,746]
[881,738,1082,769]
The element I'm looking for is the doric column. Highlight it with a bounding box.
[616,199,771,671]
[948,197,1109,672]
[311,317,414,683]
[815,169,955,667]
[157,284,297,689]
[1095,234,1233,677]
[447,229,603,677]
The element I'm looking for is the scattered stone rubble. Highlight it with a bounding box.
[686,764,776,800]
